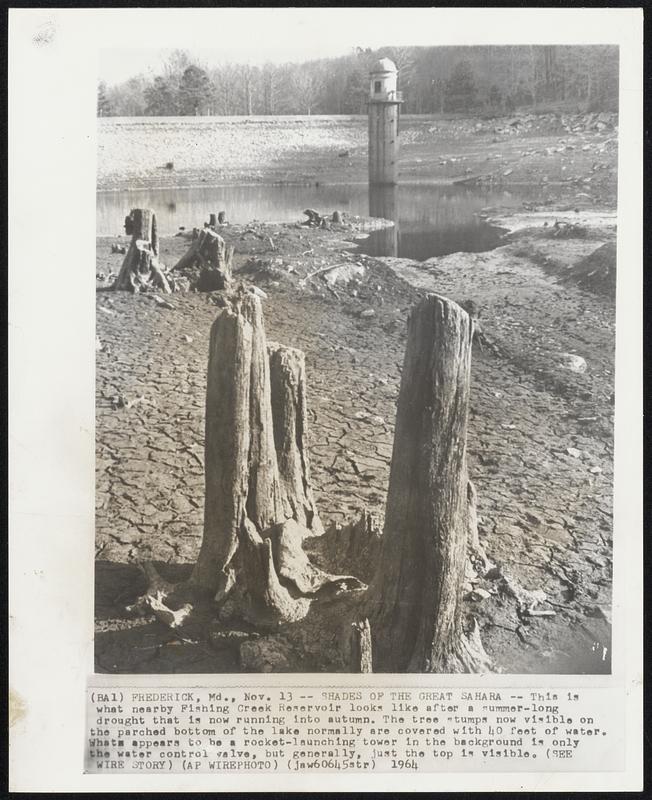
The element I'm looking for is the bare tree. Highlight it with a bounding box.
[102,45,619,117]
[213,63,240,115]
[290,68,324,115]
[261,63,283,115]
[240,64,254,116]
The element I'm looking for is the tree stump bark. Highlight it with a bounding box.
[268,343,323,535]
[190,290,361,624]
[173,227,233,291]
[348,619,373,672]
[366,293,490,673]
[114,208,171,293]
[466,478,490,573]
[305,510,381,584]
[190,291,257,596]
[236,519,313,627]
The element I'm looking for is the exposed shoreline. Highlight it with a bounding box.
[95,109,618,675]
[96,200,616,674]
[98,112,618,200]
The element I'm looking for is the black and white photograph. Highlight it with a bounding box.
[95,37,619,676]
[8,7,643,792]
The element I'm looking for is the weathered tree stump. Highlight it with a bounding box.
[207,212,227,227]
[302,208,323,227]
[348,619,373,672]
[190,289,361,625]
[124,284,494,669]
[173,227,233,291]
[366,294,491,673]
[305,509,381,584]
[236,519,313,627]
[114,208,171,293]
[268,343,323,535]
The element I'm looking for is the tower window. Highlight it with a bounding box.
[374,81,382,94]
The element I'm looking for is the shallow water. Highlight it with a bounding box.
[96,182,543,260]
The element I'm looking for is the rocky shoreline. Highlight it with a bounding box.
[98,112,618,201]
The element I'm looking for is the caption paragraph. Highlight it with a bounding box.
[85,686,620,774]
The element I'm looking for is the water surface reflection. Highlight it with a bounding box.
[97,182,540,260]
[366,185,399,257]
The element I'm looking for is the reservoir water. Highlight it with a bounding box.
[96,182,541,261]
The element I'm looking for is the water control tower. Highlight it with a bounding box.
[368,58,402,185]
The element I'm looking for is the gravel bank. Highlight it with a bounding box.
[98,113,618,202]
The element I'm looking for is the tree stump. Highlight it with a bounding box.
[173,227,233,291]
[207,212,227,227]
[366,294,490,673]
[348,619,373,672]
[302,209,323,227]
[190,289,362,625]
[114,208,171,293]
[268,343,323,535]
[305,510,382,584]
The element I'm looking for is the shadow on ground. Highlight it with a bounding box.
[95,561,238,674]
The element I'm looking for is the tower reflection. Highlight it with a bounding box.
[368,184,399,257]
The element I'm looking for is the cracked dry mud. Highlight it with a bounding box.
[95,216,614,675]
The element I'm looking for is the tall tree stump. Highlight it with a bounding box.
[173,227,233,291]
[366,294,490,673]
[190,289,361,625]
[114,208,171,293]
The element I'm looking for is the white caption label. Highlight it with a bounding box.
[85,686,621,773]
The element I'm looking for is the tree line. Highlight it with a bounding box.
[98,45,619,118]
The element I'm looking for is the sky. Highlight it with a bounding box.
[100,45,359,85]
[97,8,409,84]
[96,7,626,85]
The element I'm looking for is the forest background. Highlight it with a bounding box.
[98,45,619,118]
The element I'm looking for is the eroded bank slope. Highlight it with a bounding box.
[98,113,617,202]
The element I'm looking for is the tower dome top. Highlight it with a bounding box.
[370,57,397,75]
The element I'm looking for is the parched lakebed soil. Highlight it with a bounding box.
[95,212,615,675]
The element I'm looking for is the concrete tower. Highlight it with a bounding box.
[368,184,399,256]
[368,58,402,185]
